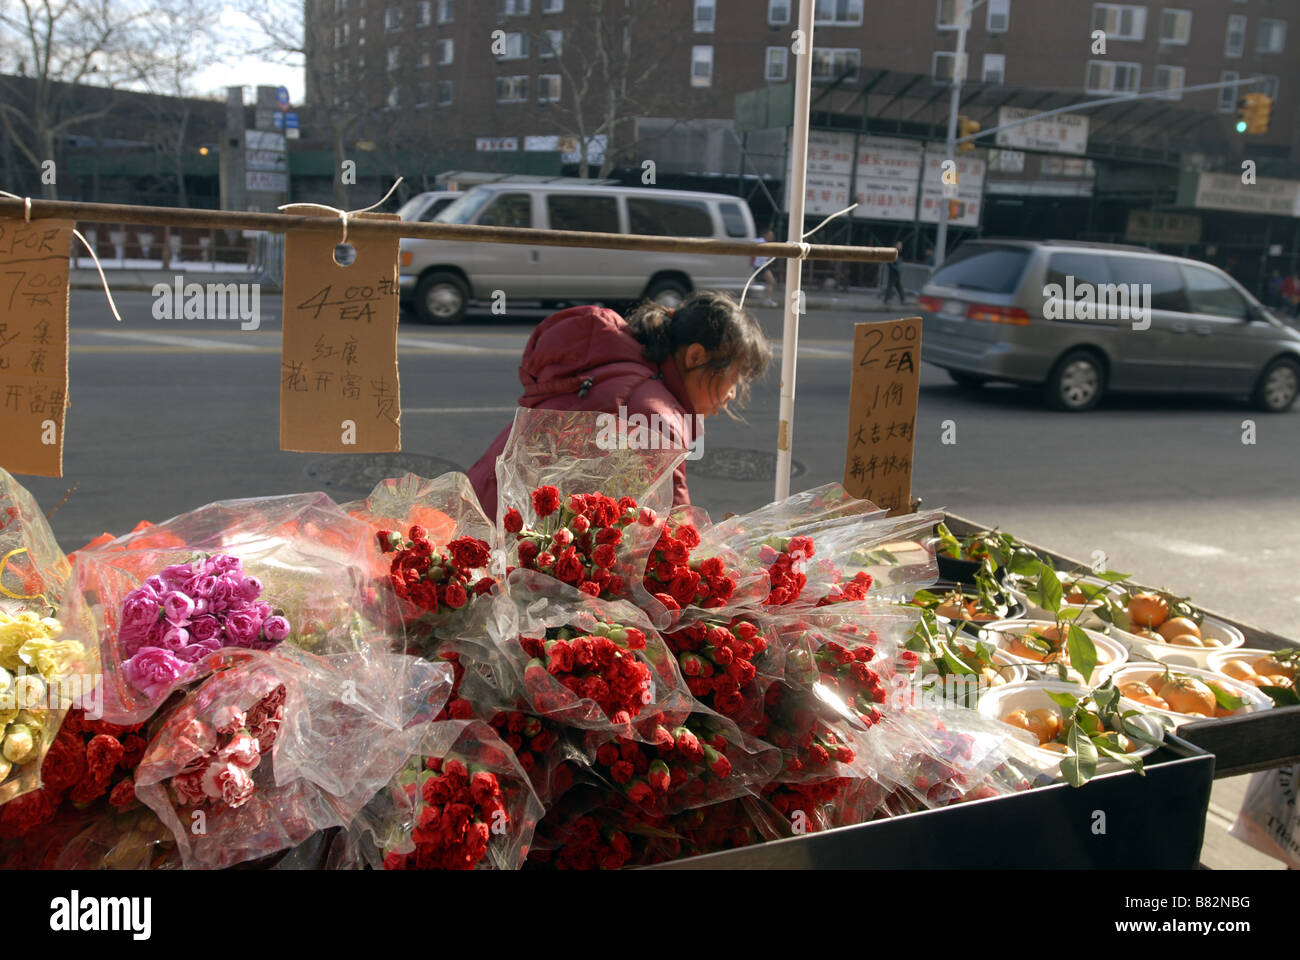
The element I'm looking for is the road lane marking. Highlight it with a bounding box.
[86,330,263,351]
[397,336,495,353]
[404,406,521,414]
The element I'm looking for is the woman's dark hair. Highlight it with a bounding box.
[625,290,772,411]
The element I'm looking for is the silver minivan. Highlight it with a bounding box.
[398,183,757,323]
[919,239,1300,412]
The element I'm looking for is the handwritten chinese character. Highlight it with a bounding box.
[282,360,309,392]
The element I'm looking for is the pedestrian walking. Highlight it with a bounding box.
[881,242,906,306]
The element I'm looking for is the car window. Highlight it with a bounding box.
[475,193,533,228]
[438,188,494,224]
[546,194,620,233]
[627,197,714,237]
[420,197,457,222]
[1180,264,1249,320]
[1045,253,1111,295]
[719,202,750,238]
[930,244,1031,294]
[1108,257,1188,312]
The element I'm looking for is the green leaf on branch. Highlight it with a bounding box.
[1067,624,1098,687]
[1206,682,1248,711]
[1045,690,1080,711]
[1029,563,1062,615]
[1061,722,1099,787]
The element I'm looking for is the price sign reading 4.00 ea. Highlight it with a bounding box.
[843,317,922,516]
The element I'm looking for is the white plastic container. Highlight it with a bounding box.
[976,619,1130,686]
[1110,662,1273,726]
[1205,647,1297,692]
[1002,572,1124,629]
[977,680,1163,778]
[1110,614,1245,670]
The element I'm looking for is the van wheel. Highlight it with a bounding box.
[1044,349,1105,411]
[948,370,987,389]
[1252,357,1300,412]
[645,277,689,309]
[415,272,469,324]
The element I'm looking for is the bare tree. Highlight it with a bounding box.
[238,0,380,207]
[522,0,684,178]
[127,0,222,207]
[0,0,151,198]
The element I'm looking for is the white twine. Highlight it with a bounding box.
[278,176,405,247]
[738,202,859,312]
[0,190,123,323]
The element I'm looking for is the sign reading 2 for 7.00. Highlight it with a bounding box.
[843,318,922,516]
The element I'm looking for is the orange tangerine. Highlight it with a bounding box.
[1027,708,1062,744]
[1120,681,1157,699]
[1135,694,1172,711]
[1156,676,1217,716]
[1128,593,1170,628]
[1253,657,1296,680]
[1167,634,1204,648]
[1219,660,1256,682]
[1157,617,1201,642]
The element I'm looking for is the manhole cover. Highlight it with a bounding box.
[690,446,806,481]
[304,453,464,499]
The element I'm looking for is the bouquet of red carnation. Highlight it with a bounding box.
[367,719,543,871]
[481,571,690,737]
[663,614,783,724]
[485,708,576,807]
[524,785,664,870]
[0,707,148,844]
[642,517,747,611]
[758,534,816,607]
[377,524,496,644]
[505,486,655,603]
[578,707,779,817]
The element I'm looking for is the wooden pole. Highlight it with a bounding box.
[0,197,897,264]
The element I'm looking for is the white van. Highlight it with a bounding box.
[398,183,758,323]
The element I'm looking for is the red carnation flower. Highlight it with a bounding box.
[504,508,524,533]
[531,486,561,517]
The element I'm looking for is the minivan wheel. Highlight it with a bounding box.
[1044,350,1105,412]
[1252,357,1300,413]
[645,277,689,309]
[948,370,987,389]
[415,271,469,324]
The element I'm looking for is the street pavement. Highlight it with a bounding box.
[18,287,1297,869]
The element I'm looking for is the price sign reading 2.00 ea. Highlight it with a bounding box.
[843,317,922,515]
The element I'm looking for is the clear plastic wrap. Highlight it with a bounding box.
[642,506,770,625]
[50,806,182,870]
[0,470,90,806]
[59,492,406,725]
[661,611,784,725]
[361,719,544,870]
[574,705,780,817]
[476,569,693,738]
[494,408,685,624]
[133,646,448,869]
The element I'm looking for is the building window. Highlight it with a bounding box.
[694,0,715,33]
[540,29,563,58]
[418,49,431,67]
[415,82,430,106]
[496,75,529,102]
[1092,4,1146,41]
[766,46,788,81]
[1225,15,1246,57]
[1086,59,1141,93]
[816,0,863,26]
[982,53,1005,84]
[986,0,1009,33]
[1260,75,1279,101]
[437,38,453,65]
[334,24,343,47]
[542,0,563,11]
[1218,70,1239,112]
[436,80,453,106]
[1258,18,1286,54]
[438,0,453,23]
[1154,64,1185,99]
[357,15,365,44]
[499,0,530,14]
[691,45,713,87]
[812,47,860,83]
[932,51,968,84]
[387,46,400,71]
[417,1,432,26]
[538,74,562,102]
[386,85,400,108]
[384,6,401,31]
[1159,9,1191,45]
[769,0,791,25]
[937,0,958,30]
[497,32,529,59]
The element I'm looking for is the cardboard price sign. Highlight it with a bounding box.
[280,212,402,453]
[0,219,73,477]
[843,317,921,515]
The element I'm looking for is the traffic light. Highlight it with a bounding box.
[958,115,980,152]
[1236,93,1273,134]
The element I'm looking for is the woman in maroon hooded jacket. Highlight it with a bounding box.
[468,291,771,519]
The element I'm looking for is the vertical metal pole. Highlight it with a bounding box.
[774,0,815,502]
[933,0,971,269]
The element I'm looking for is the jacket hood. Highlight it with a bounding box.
[518,305,661,406]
